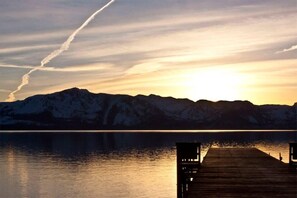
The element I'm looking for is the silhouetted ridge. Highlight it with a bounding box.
[0,88,295,130]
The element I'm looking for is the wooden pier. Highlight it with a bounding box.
[186,148,297,198]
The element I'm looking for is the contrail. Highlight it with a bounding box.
[6,0,115,102]
[0,63,109,72]
[0,64,34,69]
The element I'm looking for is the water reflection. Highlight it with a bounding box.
[0,131,296,198]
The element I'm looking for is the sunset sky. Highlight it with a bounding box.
[0,0,296,105]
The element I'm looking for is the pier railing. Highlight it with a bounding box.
[176,142,201,198]
[289,143,297,167]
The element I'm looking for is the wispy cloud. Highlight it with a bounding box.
[0,89,10,93]
[0,63,112,72]
[0,0,296,104]
[0,44,58,56]
[125,62,163,75]
[276,44,297,54]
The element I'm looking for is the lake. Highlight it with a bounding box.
[0,130,296,198]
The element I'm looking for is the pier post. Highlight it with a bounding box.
[176,142,201,198]
[289,143,297,167]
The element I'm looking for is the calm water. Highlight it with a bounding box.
[0,131,296,198]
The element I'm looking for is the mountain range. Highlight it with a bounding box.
[0,88,296,130]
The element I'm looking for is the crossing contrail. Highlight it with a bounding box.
[6,0,115,102]
[0,64,34,69]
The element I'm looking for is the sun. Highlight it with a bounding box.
[183,68,245,102]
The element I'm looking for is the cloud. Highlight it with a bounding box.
[1,0,297,104]
[276,44,297,54]
[125,62,163,75]
[0,44,58,56]
[0,89,10,93]
[5,0,115,102]
[0,63,112,72]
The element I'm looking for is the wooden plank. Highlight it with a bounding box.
[188,148,297,198]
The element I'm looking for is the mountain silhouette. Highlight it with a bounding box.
[0,88,296,130]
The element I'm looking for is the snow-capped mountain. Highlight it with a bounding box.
[0,88,296,129]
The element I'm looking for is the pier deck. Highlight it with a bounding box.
[188,148,297,198]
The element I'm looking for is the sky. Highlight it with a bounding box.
[0,0,296,105]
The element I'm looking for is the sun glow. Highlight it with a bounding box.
[184,68,245,102]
